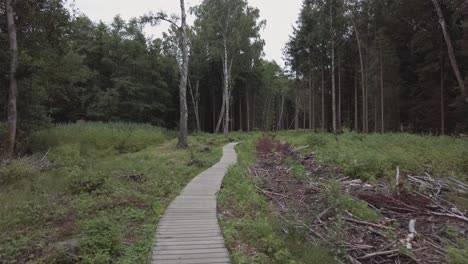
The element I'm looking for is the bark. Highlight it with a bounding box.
[6,0,18,158]
[215,96,226,133]
[350,16,366,133]
[278,95,285,130]
[188,79,201,133]
[321,65,325,131]
[294,90,299,130]
[177,0,189,148]
[222,39,230,134]
[380,47,384,133]
[354,69,358,132]
[239,95,242,131]
[246,89,250,132]
[440,53,445,135]
[338,53,342,132]
[308,57,312,130]
[431,0,466,100]
[330,3,337,133]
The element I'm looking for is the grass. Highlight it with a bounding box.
[0,122,228,263]
[276,131,468,181]
[217,135,336,264]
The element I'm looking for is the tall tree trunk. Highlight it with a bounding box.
[440,53,445,135]
[321,65,325,131]
[431,0,466,101]
[308,57,312,130]
[278,95,285,130]
[354,69,358,132]
[222,39,230,134]
[294,90,299,130]
[380,47,384,133]
[188,79,201,133]
[6,0,18,158]
[330,3,337,133]
[177,0,189,148]
[212,87,216,132]
[338,53,342,132]
[246,89,250,132]
[303,93,306,129]
[239,95,242,131]
[350,16,366,133]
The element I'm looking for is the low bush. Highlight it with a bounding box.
[0,158,37,185]
[78,217,121,262]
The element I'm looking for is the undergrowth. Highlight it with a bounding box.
[277,131,468,181]
[0,123,227,263]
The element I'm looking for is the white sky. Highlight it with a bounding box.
[68,0,303,67]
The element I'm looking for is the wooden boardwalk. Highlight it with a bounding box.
[151,143,238,264]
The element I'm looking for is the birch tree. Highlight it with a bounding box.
[5,0,18,158]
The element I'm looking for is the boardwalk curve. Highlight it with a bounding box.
[152,142,238,264]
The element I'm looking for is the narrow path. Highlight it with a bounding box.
[151,143,238,264]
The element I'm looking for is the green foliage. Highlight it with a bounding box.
[278,131,468,181]
[78,217,121,262]
[283,157,307,180]
[447,242,468,264]
[31,122,170,157]
[328,180,380,223]
[0,158,37,185]
[0,123,226,263]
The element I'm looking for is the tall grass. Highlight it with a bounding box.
[277,131,468,181]
[31,122,172,157]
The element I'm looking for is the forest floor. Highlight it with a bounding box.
[1,125,468,264]
[218,132,468,264]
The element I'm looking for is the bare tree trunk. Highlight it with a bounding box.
[239,95,242,131]
[188,79,201,133]
[278,95,285,130]
[354,69,358,132]
[177,0,189,148]
[222,39,230,134]
[5,0,18,158]
[350,16,366,133]
[380,47,384,133]
[294,90,299,130]
[303,90,306,129]
[440,53,445,135]
[431,0,466,101]
[308,56,312,130]
[246,89,250,132]
[212,88,216,132]
[338,53,342,132]
[330,3,337,133]
[321,65,325,131]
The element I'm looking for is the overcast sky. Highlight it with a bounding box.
[69,0,302,67]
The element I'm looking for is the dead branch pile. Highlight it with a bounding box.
[252,137,468,264]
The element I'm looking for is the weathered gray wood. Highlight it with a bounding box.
[151,143,237,263]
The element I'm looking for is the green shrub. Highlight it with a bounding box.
[78,217,121,261]
[447,242,468,264]
[70,174,106,195]
[283,157,307,179]
[49,143,81,168]
[0,158,37,185]
[31,122,171,158]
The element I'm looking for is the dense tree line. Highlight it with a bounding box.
[285,0,468,134]
[1,0,467,155]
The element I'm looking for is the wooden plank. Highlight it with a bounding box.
[151,143,238,264]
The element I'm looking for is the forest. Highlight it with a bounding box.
[1,0,467,155]
[1,0,468,263]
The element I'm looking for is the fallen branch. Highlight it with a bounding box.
[356,249,400,259]
[343,217,394,230]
